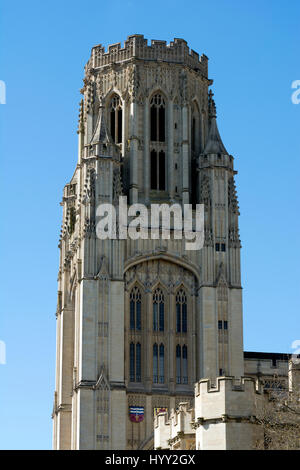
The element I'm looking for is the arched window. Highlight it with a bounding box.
[191,101,200,153]
[109,95,122,144]
[150,94,165,142]
[153,343,165,384]
[153,288,164,332]
[129,342,141,382]
[176,344,188,384]
[176,289,187,333]
[130,287,141,331]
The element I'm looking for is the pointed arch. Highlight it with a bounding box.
[191,99,201,154]
[108,92,123,144]
[175,287,187,333]
[129,285,142,331]
[150,92,166,142]
[152,286,165,332]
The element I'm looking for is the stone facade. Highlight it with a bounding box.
[53,35,255,450]
[154,376,263,450]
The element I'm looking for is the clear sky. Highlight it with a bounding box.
[0,0,299,450]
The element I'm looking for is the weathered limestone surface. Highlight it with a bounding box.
[53,35,254,450]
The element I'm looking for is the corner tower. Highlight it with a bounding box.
[53,35,244,450]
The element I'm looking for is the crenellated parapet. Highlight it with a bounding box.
[194,376,262,449]
[87,35,208,76]
[154,403,195,450]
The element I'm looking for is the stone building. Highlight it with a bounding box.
[52,35,291,450]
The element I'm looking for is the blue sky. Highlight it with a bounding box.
[0,0,299,450]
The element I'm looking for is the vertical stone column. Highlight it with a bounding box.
[77,279,98,449]
[129,101,138,204]
[144,99,150,204]
[110,281,126,450]
[168,100,174,201]
[182,104,189,205]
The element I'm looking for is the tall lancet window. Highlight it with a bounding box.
[129,342,141,382]
[153,288,164,332]
[150,93,166,191]
[109,94,122,144]
[176,289,187,333]
[150,94,165,142]
[153,343,165,384]
[176,344,188,384]
[191,101,200,207]
[130,287,141,331]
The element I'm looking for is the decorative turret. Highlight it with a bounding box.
[204,90,228,155]
[204,116,228,155]
[91,99,113,145]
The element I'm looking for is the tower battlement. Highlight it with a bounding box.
[87,35,208,76]
[154,403,195,450]
[195,376,261,396]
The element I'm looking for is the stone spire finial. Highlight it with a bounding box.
[204,90,228,155]
[208,89,217,119]
[90,100,113,144]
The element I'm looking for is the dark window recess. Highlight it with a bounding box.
[136,343,141,382]
[219,368,223,376]
[182,345,188,384]
[221,243,226,252]
[109,95,122,144]
[159,106,165,142]
[176,345,181,384]
[151,106,157,141]
[151,150,157,190]
[175,163,178,170]
[151,150,165,190]
[150,94,165,142]
[130,300,135,330]
[224,321,228,330]
[159,151,165,190]
[117,109,122,143]
[130,343,135,382]
[153,343,158,383]
[136,301,141,330]
[159,343,164,384]
[218,320,223,330]
[110,110,115,142]
[176,303,181,333]
[191,117,196,152]
[216,243,220,251]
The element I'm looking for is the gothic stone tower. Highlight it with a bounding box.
[52,35,244,450]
